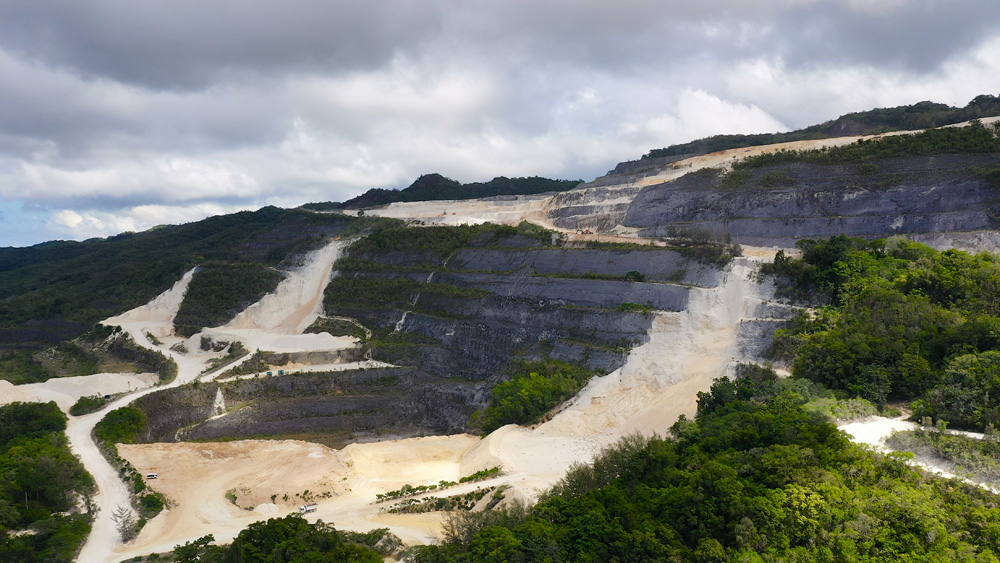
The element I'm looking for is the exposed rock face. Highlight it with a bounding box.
[132,368,480,446]
[547,185,644,232]
[133,234,718,444]
[617,155,1000,248]
[335,235,716,382]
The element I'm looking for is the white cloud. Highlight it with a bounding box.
[646,90,789,144]
[46,203,254,240]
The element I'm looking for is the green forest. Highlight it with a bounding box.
[645,94,1000,159]
[137,515,399,562]
[172,263,284,337]
[765,235,1000,430]
[0,402,95,562]
[414,370,1000,562]
[731,120,1000,170]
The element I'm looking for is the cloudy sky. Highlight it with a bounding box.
[1,0,998,246]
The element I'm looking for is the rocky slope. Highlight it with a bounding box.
[364,118,1000,254]
[121,224,733,446]
[625,154,1000,247]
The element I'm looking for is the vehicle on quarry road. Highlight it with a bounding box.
[299,503,317,514]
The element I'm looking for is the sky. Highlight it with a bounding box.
[1,0,999,247]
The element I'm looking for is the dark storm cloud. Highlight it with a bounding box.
[0,0,449,89]
[776,1,1000,73]
[0,0,997,246]
[446,0,1000,75]
[3,1,997,94]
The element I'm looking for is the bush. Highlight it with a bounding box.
[624,271,645,282]
[95,406,147,445]
[479,360,601,434]
[69,394,111,416]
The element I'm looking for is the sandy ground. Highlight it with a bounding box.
[0,372,158,411]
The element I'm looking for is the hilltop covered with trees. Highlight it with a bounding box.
[0,208,367,383]
[304,173,581,210]
[644,94,1000,159]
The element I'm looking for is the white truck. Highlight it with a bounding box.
[299,503,317,514]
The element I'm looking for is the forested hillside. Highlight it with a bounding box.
[765,235,1000,430]
[0,402,95,562]
[414,370,1000,562]
[0,208,365,382]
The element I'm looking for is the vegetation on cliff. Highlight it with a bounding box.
[475,359,603,434]
[0,402,94,563]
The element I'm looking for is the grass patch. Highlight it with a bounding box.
[617,302,653,314]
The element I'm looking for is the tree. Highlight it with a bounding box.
[111,505,137,542]
[625,271,644,282]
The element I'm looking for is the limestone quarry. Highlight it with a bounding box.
[5,120,1000,562]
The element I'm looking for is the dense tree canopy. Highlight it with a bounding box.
[164,516,389,562]
[766,236,1000,428]
[416,372,1000,562]
[0,402,94,563]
